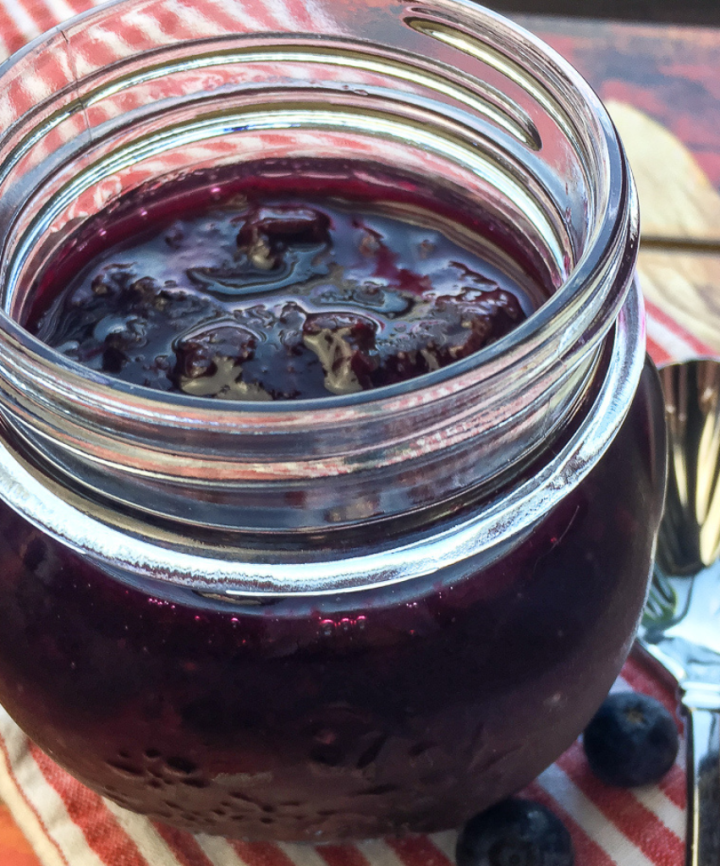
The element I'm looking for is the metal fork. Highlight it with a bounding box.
[638,359,720,866]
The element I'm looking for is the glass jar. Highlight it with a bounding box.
[0,0,665,842]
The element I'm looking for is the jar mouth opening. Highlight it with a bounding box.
[0,0,640,535]
[0,0,632,419]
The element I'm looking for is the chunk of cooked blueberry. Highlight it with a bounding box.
[582,692,679,787]
[456,798,574,866]
[237,205,331,268]
[172,323,271,400]
[302,313,379,395]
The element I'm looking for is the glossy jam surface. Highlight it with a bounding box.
[0,362,666,840]
[30,191,538,399]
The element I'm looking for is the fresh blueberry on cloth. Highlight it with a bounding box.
[456,798,574,866]
[583,691,679,787]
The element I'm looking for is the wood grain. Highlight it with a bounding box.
[639,250,720,351]
[525,17,720,193]
[605,97,720,351]
[606,99,720,244]
[525,17,720,354]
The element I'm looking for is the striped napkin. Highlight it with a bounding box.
[0,0,711,863]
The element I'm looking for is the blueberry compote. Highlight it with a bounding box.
[0,170,665,843]
[29,186,537,398]
[0,362,666,840]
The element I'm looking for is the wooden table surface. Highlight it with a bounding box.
[3,13,720,866]
[525,16,720,358]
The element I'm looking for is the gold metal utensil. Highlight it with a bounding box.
[639,359,720,866]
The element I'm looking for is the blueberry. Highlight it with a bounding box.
[583,691,679,787]
[456,798,574,866]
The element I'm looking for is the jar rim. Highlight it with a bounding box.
[0,0,632,416]
[0,0,641,539]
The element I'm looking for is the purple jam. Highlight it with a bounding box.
[30,191,538,399]
[0,361,666,840]
[0,167,665,841]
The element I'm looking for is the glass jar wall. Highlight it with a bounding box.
[0,0,665,840]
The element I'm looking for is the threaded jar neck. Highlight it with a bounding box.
[0,0,639,550]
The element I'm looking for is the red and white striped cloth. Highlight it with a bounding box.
[645,298,715,366]
[0,0,713,864]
